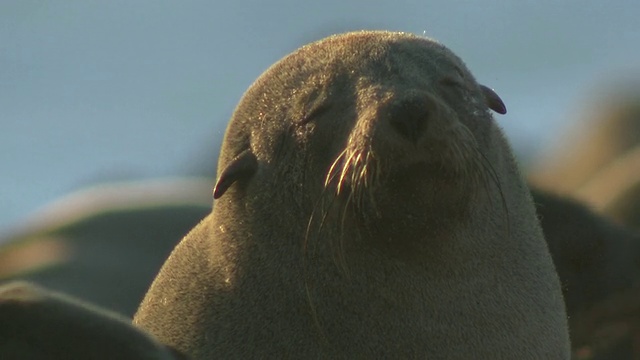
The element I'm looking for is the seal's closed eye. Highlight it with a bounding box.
[438,75,467,89]
[438,77,506,115]
[213,149,258,199]
[300,103,331,126]
[479,84,507,115]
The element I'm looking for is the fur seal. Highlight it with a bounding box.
[573,145,640,228]
[531,189,640,359]
[0,281,188,360]
[134,30,570,358]
[529,84,640,198]
[532,188,640,317]
[0,179,211,317]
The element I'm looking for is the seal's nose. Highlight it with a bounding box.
[387,95,435,144]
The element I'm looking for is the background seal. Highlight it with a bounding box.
[0,281,187,360]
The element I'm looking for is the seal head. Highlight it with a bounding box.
[216,31,509,251]
[135,31,570,358]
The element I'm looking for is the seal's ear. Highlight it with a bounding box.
[213,149,258,199]
[479,84,507,115]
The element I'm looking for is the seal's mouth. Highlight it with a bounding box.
[304,110,508,276]
[323,121,484,198]
[319,139,489,228]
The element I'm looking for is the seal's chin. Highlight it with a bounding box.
[388,161,482,202]
[316,159,478,258]
[311,121,488,259]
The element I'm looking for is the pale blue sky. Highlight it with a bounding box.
[1,0,639,230]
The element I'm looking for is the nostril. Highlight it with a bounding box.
[388,97,432,144]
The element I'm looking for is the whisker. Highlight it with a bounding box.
[325,149,348,188]
[477,151,511,240]
[337,189,354,277]
[338,150,358,195]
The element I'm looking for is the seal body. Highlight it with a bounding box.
[529,85,640,220]
[0,281,186,360]
[0,179,211,317]
[134,31,570,358]
[533,188,640,317]
[532,188,640,359]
